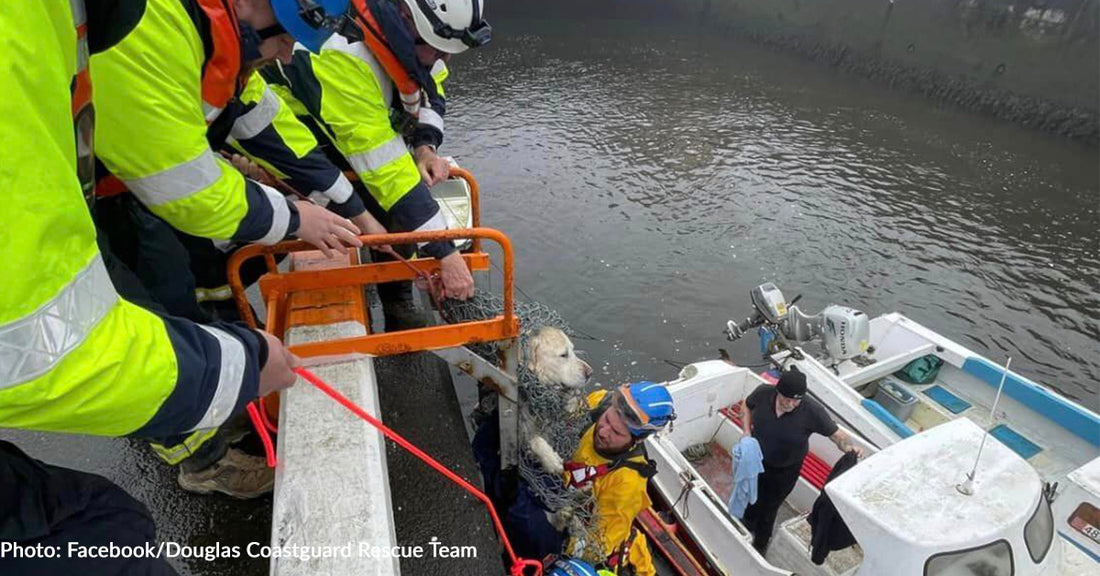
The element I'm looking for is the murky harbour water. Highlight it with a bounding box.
[446,16,1099,404]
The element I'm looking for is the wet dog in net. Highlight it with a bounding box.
[444,293,605,561]
[443,293,592,474]
[522,326,592,474]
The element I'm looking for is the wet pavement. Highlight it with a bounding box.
[0,428,271,576]
[373,351,505,575]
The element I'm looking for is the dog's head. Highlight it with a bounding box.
[526,326,592,389]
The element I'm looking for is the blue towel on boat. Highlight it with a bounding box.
[728,437,764,519]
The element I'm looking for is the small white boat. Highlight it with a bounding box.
[429,173,474,251]
[639,283,1099,575]
[645,360,1099,576]
[737,285,1098,559]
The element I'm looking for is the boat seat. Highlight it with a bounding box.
[963,357,1100,447]
[861,399,915,439]
[922,384,972,414]
[800,452,831,491]
[720,404,833,491]
[989,424,1043,459]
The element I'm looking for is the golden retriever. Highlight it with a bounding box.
[522,326,592,475]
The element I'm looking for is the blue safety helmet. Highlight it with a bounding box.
[616,381,676,437]
[546,557,600,576]
[270,0,349,53]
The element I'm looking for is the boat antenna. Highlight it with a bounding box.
[957,356,1012,496]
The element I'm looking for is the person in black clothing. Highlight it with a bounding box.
[0,441,177,576]
[740,368,861,555]
[808,451,859,564]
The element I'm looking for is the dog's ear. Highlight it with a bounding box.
[525,328,545,370]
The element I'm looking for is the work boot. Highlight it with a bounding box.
[382,301,434,331]
[177,447,274,499]
[218,412,255,445]
[379,280,434,331]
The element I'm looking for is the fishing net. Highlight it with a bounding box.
[441,292,571,357]
[682,443,711,463]
[441,293,607,562]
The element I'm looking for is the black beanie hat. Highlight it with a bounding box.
[777,367,807,399]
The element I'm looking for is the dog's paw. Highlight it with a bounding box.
[530,435,564,475]
[546,509,570,532]
[547,504,584,533]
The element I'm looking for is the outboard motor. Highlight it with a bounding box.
[784,304,870,363]
[726,284,870,364]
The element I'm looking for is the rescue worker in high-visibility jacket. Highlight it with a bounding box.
[0,0,304,535]
[88,0,395,497]
[258,0,493,314]
[92,0,374,254]
[0,2,303,570]
[562,383,677,576]
[90,0,394,325]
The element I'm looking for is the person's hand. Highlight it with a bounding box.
[439,251,474,300]
[257,330,300,397]
[227,153,273,184]
[293,201,363,257]
[414,145,450,186]
[351,212,388,236]
[351,212,394,255]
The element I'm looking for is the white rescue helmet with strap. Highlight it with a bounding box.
[403,0,491,54]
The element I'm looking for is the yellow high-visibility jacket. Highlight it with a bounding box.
[225,71,365,219]
[0,0,262,438]
[261,36,456,259]
[91,0,366,245]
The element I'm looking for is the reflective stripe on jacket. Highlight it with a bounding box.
[263,37,455,259]
[91,0,298,243]
[227,72,363,218]
[0,0,261,438]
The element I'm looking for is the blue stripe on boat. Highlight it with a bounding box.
[989,424,1042,459]
[923,385,972,414]
[862,399,915,439]
[963,357,1100,447]
[1059,531,1100,563]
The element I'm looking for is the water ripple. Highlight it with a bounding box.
[446,18,1099,402]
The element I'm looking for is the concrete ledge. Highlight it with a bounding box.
[270,252,399,576]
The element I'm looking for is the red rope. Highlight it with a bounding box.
[246,402,277,468]
[247,367,541,576]
[256,397,279,434]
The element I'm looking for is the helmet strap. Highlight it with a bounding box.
[256,23,286,39]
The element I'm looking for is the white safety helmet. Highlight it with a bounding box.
[402,0,491,54]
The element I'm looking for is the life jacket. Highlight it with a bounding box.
[95,0,244,198]
[71,0,96,206]
[562,394,657,490]
[604,525,641,572]
[195,0,244,120]
[346,0,425,118]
